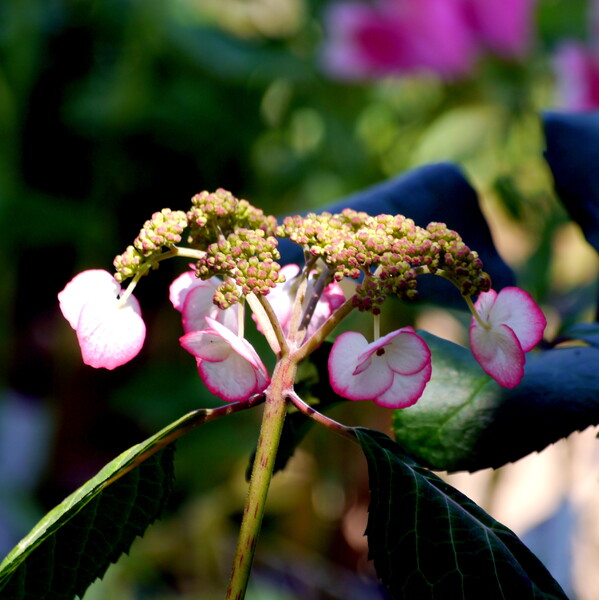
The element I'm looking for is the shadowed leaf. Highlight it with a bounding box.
[543,111,599,253]
[0,448,174,600]
[356,428,568,600]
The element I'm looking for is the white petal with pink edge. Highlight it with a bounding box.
[329,332,394,400]
[375,362,432,409]
[76,294,145,370]
[377,328,430,376]
[204,317,265,371]
[180,330,231,362]
[169,270,202,311]
[479,287,546,352]
[256,264,300,333]
[470,322,524,388]
[181,281,218,331]
[198,353,263,402]
[58,269,121,329]
[307,280,346,337]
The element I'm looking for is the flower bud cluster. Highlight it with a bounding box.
[113,209,188,282]
[135,209,188,254]
[425,223,491,296]
[186,188,277,248]
[197,227,283,309]
[277,209,490,312]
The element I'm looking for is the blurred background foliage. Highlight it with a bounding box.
[0,0,598,598]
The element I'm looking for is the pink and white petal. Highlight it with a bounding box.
[553,42,599,111]
[198,353,261,402]
[329,332,393,400]
[76,294,145,370]
[353,329,408,375]
[181,281,221,332]
[204,317,266,372]
[169,271,200,312]
[218,304,240,333]
[353,342,380,375]
[253,361,271,393]
[470,322,525,388]
[279,264,301,281]
[375,362,432,409]
[324,281,346,311]
[266,265,300,328]
[487,287,546,351]
[382,329,431,375]
[58,270,121,329]
[473,289,498,323]
[307,281,347,337]
[180,330,231,362]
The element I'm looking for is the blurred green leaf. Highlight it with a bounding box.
[413,105,502,164]
[393,332,599,472]
[356,428,568,600]
[168,24,312,84]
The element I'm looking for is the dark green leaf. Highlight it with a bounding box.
[0,403,254,599]
[0,447,174,600]
[355,428,568,600]
[393,332,599,472]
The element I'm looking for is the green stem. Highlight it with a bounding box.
[225,358,295,600]
[103,394,265,488]
[464,295,490,329]
[292,294,357,364]
[118,245,207,305]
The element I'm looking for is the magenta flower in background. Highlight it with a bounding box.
[461,0,536,57]
[469,287,546,388]
[328,326,432,408]
[170,270,238,333]
[180,317,270,403]
[553,42,599,111]
[322,0,476,80]
[58,269,146,370]
[322,0,536,80]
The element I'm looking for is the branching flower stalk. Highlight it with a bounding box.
[57,188,547,599]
